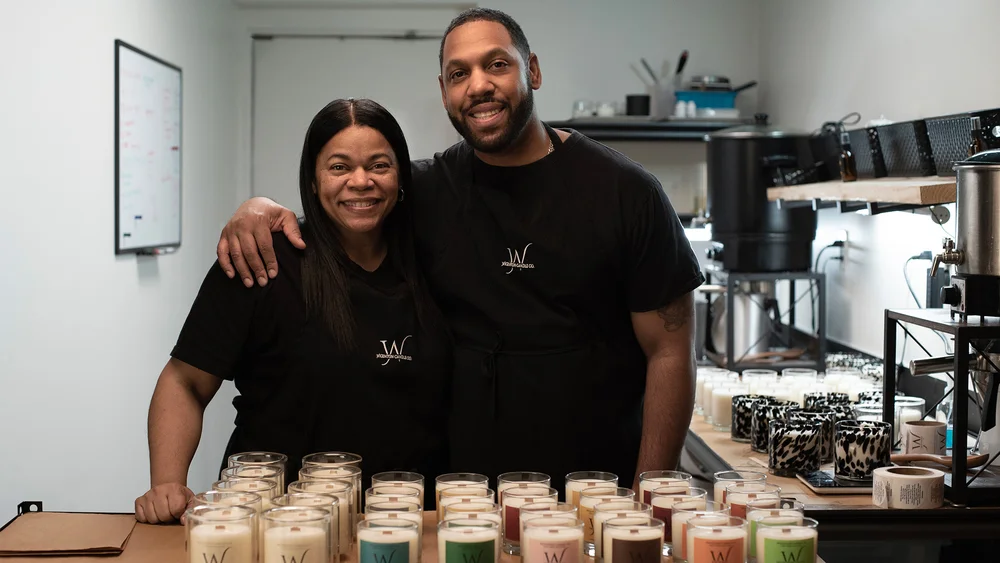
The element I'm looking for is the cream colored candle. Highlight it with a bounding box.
[593,504,651,561]
[443,500,502,524]
[189,523,253,563]
[438,521,501,563]
[498,472,550,505]
[702,382,718,423]
[358,521,420,563]
[215,479,277,510]
[520,503,580,547]
[502,489,557,548]
[439,487,495,522]
[669,505,723,562]
[650,492,705,546]
[564,473,617,508]
[445,510,503,527]
[711,387,739,430]
[637,471,691,505]
[223,466,285,497]
[371,472,425,495]
[289,480,352,552]
[579,488,634,551]
[711,471,765,505]
[725,485,780,520]
[756,524,817,563]
[436,474,489,511]
[264,526,327,563]
[273,493,341,557]
[300,465,362,527]
[602,519,663,563]
[521,520,584,563]
[366,510,424,537]
[686,526,747,563]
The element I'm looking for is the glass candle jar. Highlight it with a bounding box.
[712,470,766,505]
[357,517,420,563]
[300,452,362,525]
[521,517,584,563]
[262,506,330,563]
[287,479,352,549]
[186,504,255,563]
[443,501,502,526]
[746,499,805,561]
[788,409,835,463]
[686,516,748,563]
[228,452,288,495]
[649,487,707,554]
[755,516,818,563]
[767,419,822,477]
[273,493,341,557]
[501,486,558,555]
[564,471,618,508]
[213,478,278,510]
[372,471,425,496]
[365,496,423,541]
[498,472,551,505]
[579,487,636,556]
[724,483,781,520]
[638,470,692,505]
[439,487,496,523]
[592,501,651,562]
[732,396,777,443]
[670,501,730,563]
[438,519,501,563]
[602,517,664,563]
[436,473,490,520]
[742,369,779,395]
[752,401,800,453]
[835,420,892,482]
[221,465,284,497]
[366,485,423,508]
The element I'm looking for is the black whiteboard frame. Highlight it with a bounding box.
[114,39,183,256]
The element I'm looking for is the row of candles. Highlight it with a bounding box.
[185,452,813,563]
[696,366,930,480]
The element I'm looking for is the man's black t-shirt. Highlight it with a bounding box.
[409,128,704,490]
[171,233,451,483]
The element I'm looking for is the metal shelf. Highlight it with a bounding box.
[546,118,745,142]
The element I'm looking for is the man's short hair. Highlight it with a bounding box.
[438,7,531,71]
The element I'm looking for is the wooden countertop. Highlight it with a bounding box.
[688,418,874,510]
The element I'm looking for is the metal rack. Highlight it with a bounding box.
[883,308,1000,506]
[703,269,827,372]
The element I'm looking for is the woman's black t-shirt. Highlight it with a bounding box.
[170,233,451,483]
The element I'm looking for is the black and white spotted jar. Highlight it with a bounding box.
[751,401,800,453]
[732,395,777,443]
[788,409,835,463]
[825,403,857,424]
[804,392,851,410]
[834,420,891,482]
[768,420,822,477]
[857,390,883,404]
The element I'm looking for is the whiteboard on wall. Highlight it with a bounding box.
[115,40,182,255]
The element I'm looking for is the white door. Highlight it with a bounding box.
[252,36,460,214]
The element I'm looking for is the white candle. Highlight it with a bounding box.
[294,482,351,553]
[580,492,625,544]
[365,511,423,537]
[756,526,817,563]
[229,466,285,495]
[638,478,689,505]
[358,525,420,563]
[436,480,488,507]
[438,526,500,563]
[442,500,500,522]
[593,509,651,561]
[503,492,557,546]
[374,480,426,495]
[263,526,327,563]
[276,495,341,557]
[565,478,615,509]
[603,524,663,563]
[189,523,253,563]
[302,466,362,525]
[702,382,718,423]
[711,388,738,429]
[446,510,503,527]
[726,491,779,520]
[650,495,704,545]
[223,480,276,510]
[669,505,720,562]
[686,527,747,563]
[712,477,763,506]
[437,483,490,521]
[521,525,584,563]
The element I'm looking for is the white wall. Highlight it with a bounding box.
[757,0,999,360]
[0,0,241,524]
[233,0,760,214]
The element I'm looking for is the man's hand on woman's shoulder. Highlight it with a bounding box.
[217,197,304,288]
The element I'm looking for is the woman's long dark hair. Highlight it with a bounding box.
[298,98,437,351]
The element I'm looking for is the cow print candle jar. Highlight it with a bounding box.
[857,390,883,404]
[751,401,799,453]
[788,409,835,463]
[834,420,891,482]
[825,403,857,425]
[732,395,776,443]
[768,420,821,477]
[804,392,851,410]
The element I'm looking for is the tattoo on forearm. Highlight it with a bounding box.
[656,297,692,332]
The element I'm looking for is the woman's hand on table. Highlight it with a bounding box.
[135,483,195,524]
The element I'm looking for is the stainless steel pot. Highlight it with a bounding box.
[705,281,777,358]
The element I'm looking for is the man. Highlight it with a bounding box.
[218,8,703,492]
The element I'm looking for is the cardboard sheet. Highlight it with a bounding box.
[0,512,135,556]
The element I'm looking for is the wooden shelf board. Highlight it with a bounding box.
[767,176,956,205]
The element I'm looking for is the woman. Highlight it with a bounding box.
[134,99,450,524]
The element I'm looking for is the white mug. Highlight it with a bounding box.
[903,420,947,455]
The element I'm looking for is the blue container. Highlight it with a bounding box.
[675,90,737,109]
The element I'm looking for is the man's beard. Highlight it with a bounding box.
[447,89,535,154]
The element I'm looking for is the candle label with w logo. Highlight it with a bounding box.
[610,538,660,563]
[444,539,495,563]
[530,540,580,563]
[692,536,744,563]
[762,537,815,563]
[360,541,409,563]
